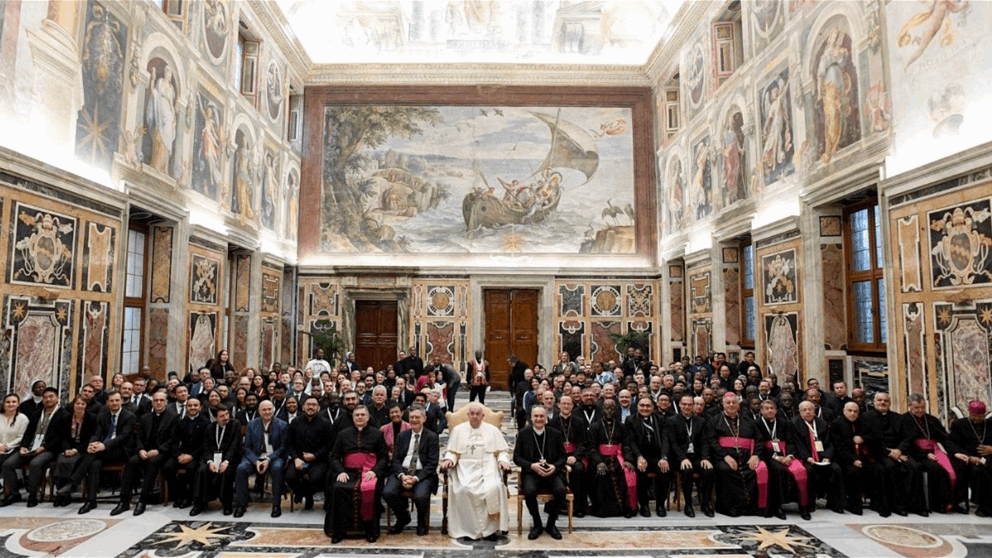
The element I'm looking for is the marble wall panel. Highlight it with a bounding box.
[762,247,798,305]
[189,253,220,305]
[261,271,280,314]
[724,267,741,346]
[670,278,685,342]
[558,320,585,363]
[310,282,336,316]
[934,301,992,416]
[235,254,251,312]
[821,243,846,350]
[188,311,217,376]
[591,285,622,317]
[426,286,455,317]
[691,318,712,359]
[559,284,584,317]
[590,321,621,363]
[927,199,992,289]
[148,308,169,376]
[232,314,249,371]
[425,321,455,364]
[150,226,172,303]
[853,357,889,404]
[627,284,652,317]
[411,284,423,319]
[79,300,108,381]
[765,312,799,381]
[689,270,711,314]
[261,318,276,370]
[903,302,926,397]
[896,215,922,293]
[82,223,114,293]
[819,216,842,237]
[2,297,71,400]
[9,202,77,288]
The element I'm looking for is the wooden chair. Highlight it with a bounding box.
[440,404,505,535]
[515,465,574,535]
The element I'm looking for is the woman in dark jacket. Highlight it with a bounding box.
[51,396,97,506]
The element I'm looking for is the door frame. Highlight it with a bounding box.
[471,275,553,377]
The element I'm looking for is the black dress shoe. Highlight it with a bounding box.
[775,509,787,520]
[110,502,129,516]
[976,508,991,518]
[917,509,930,518]
[528,525,543,540]
[701,506,714,518]
[0,493,22,507]
[546,525,562,540]
[331,534,344,544]
[233,507,245,518]
[656,505,666,517]
[27,494,38,508]
[365,532,378,543]
[223,506,233,516]
[173,498,182,508]
[271,505,282,518]
[78,501,97,514]
[388,518,409,535]
[177,499,190,509]
[190,505,204,516]
[800,510,811,521]
[639,504,651,517]
[304,496,314,510]
[416,525,428,536]
[684,505,695,518]
[894,509,908,517]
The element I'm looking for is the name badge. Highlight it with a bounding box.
[771,441,783,454]
[31,434,44,452]
[814,440,824,453]
[687,442,695,454]
[213,452,223,466]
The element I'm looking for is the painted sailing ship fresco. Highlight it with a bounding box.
[461,110,599,230]
[319,105,635,255]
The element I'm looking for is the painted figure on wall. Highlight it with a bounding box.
[767,313,799,382]
[261,150,278,230]
[286,170,299,241]
[691,138,712,219]
[231,129,256,225]
[667,157,685,234]
[75,1,127,172]
[897,0,968,72]
[192,92,224,199]
[722,107,747,205]
[760,68,795,185]
[751,0,784,53]
[143,59,179,176]
[685,41,706,115]
[203,0,229,60]
[813,26,860,165]
[266,62,283,121]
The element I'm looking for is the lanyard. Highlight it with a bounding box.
[806,419,818,440]
[684,415,693,439]
[216,425,225,448]
[533,430,547,462]
[762,417,776,440]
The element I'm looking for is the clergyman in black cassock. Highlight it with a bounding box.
[514,405,567,540]
[709,394,760,517]
[667,394,715,517]
[588,399,635,517]
[326,406,390,543]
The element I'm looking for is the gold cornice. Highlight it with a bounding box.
[306,63,652,87]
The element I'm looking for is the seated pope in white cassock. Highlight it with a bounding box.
[440,403,512,540]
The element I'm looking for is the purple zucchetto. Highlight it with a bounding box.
[969,401,987,416]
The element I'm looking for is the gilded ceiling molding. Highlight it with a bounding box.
[307,63,651,87]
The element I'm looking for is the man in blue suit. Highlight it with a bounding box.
[383,404,439,536]
[234,399,288,518]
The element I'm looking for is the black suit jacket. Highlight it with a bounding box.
[666,413,712,462]
[624,412,669,462]
[514,425,567,479]
[201,419,243,466]
[90,408,137,457]
[18,406,65,451]
[174,414,210,460]
[389,427,440,492]
[790,416,834,462]
[135,409,180,455]
[420,403,444,434]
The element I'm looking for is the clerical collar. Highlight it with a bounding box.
[534,428,545,435]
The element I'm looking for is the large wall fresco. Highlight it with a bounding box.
[317,105,635,255]
[885,0,992,176]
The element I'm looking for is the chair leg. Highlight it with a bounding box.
[517,495,524,536]
[567,495,573,534]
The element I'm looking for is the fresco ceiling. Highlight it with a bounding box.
[276,0,685,65]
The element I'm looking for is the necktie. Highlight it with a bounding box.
[408,433,420,475]
[179,404,185,419]
[104,414,117,443]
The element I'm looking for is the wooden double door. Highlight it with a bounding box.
[484,289,538,391]
[355,300,397,373]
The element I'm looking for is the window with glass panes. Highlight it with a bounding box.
[122,225,148,376]
[741,243,755,347]
[844,202,886,351]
